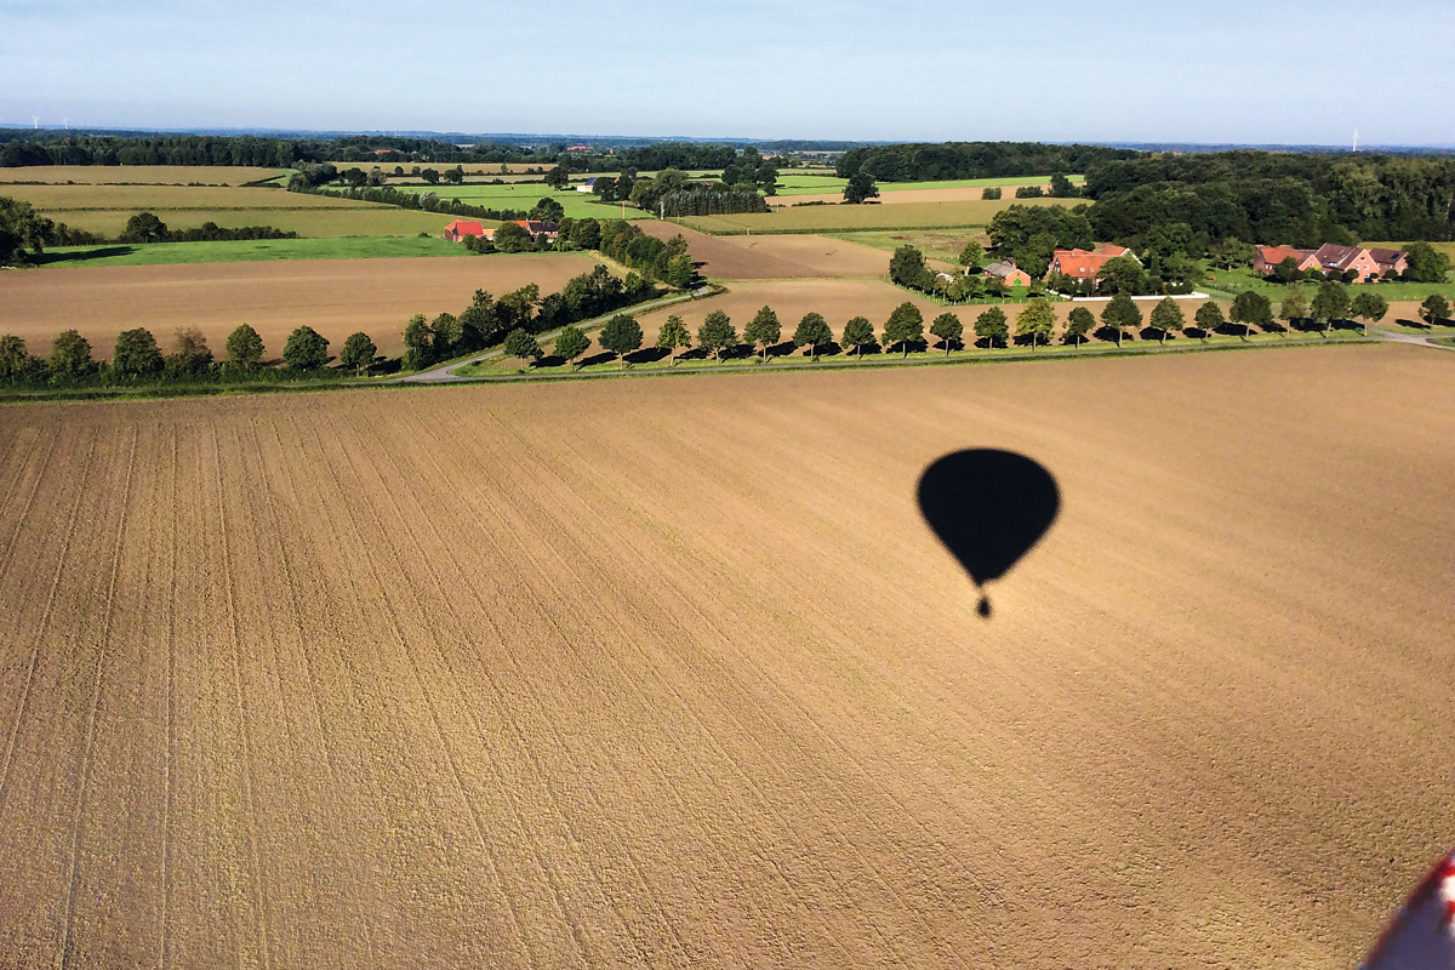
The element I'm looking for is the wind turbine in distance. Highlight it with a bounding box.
[1352,129,1359,153]
[31,114,39,129]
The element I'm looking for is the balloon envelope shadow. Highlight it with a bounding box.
[917,449,1060,617]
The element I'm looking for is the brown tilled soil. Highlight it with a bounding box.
[0,254,602,359]
[0,345,1451,969]
[638,221,891,279]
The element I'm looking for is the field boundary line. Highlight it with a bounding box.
[59,429,136,969]
[160,430,178,970]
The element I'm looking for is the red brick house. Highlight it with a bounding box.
[1253,245,1321,276]
[1368,247,1409,279]
[983,260,1032,287]
[1313,244,1383,283]
[1048,246,1141,283]
[482,219,559,243]
[442,219,485,242]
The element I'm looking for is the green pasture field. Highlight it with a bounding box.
[33,235,469,268]
[674,196,1068,234]
[392,183,653,220]
[1202,264,1455,302]
[1362,240,1455,260]
[773,173,1086,196]
[0,165,287,186]
[458,323,1367,379]
[28,205,453,238]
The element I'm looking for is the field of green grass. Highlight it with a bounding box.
[675,196,1066,234]
[392,183,652,220]
[774,173,1086,196]
[34,235,470,267]
[1202,264,1455,301]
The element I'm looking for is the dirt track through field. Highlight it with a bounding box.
[0,253,601,358]
[0,345,1451,969]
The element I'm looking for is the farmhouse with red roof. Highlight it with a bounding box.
[1048,247,1139,284]
[442,220,485,243]
[1253,245,1321,276]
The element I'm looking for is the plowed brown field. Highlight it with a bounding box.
[0,253,602,359]
[1,345,1451,969]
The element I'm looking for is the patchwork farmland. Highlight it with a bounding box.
[0,346,1451,969]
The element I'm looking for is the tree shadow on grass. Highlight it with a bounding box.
[625,346,670,365]
[1093,325,1132,344]
[578,351,618,369]
[31,246,136,265]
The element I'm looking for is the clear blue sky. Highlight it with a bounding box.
[2,0,1452,146]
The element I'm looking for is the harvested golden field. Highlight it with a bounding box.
[0,165,286,185]
[0,183,365,211]
[0,253,601,358]
[35,206,454,238]
[767,185,1052,207]
[675,196,1067,234]
[638,222,890,279]
[0,345,1450,969]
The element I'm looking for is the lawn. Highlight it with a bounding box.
[392,183,654,220]
[675,196,1068,234]
[34,235,469,267]
[1202,264,1455,301]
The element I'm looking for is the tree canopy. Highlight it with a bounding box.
[225,324,264,368]
[598,314,643,367]
[697,311,737,361]
[282,326,330,370]
[882,302,924,357]
[1100,293,1142,346]
[792,312,832,357]
[974,307,1009,348]
[113,328,164,377]
[841,316,875,358]
[744,305,782,359]
[1064,306,1095,347]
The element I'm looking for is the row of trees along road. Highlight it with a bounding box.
[0,323,381,388]
[495,288,1387,374]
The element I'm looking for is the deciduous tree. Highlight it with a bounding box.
[1279,283,1307,335]
[1349,291,1388,335]
[744,305,781,360]
[168,326,214,375]
[554,324,590,369]
[225,323,264,369]
[697,311,737,361]
[1310,280,1350,336]
[842,316,875,358]
[113,327,164,377]
[502,328,542,368]
[929,312,963,355]
[888,245,927,288]
[974,307,1009,348]
[1065,306,1095,347]
[282,326,329,370]
[843,172,878,204]
[1015,299,1055,350]
[958,240,984,270]
[1420,293,1450,324]
[1100,292,1142,347]
[340,331,377,372]
[1148,297,1185,346]
[792,312,832,358]
[403,314,434,370]
[1194,300,1225,341]
[655,315,691,364]
[0,335,28,379]
[1229,290,1272,340]
[50,329,94,377]
[882,301,923,357]
[598,313,642,368]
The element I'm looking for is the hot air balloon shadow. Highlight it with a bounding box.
[917,449,1060,618]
